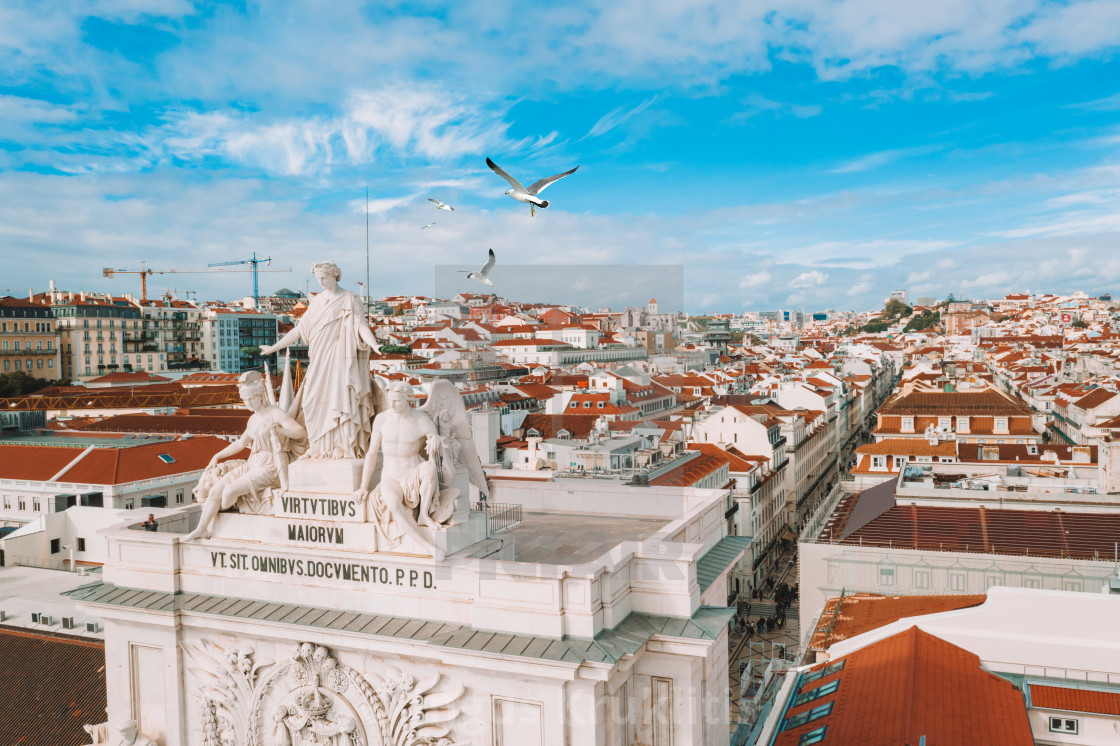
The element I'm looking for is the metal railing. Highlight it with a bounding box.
[5,555,79,572]
[471,501,523,533]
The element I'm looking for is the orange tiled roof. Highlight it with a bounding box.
[648,451,729,487]
[1030,684,1120,715]
[809,593,987,650]
[776,627,1033,746]
[46,437,234,484]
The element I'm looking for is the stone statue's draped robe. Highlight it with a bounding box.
[289,290,373,459]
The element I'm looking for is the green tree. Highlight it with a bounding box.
[1071,320,1088,329]
[0,372,68,397]
[379,344,413,355]
[882,298,913,321]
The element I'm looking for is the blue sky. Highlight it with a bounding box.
[2,1,1120,312]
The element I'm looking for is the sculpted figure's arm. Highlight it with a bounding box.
[354,418,383,498]
[355,318,380,351]
[260,324,302,356]
[272,408,306,440]
[207,435,250,469]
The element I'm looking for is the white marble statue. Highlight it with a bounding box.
[185,371,306,541]
[260,261,380,460]
[353,381,472,560]
[116,720,157,746]
[80,721,109,745]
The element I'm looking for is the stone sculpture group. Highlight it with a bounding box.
[185,260,489,558]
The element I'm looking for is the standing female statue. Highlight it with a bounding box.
[260,262,380,460]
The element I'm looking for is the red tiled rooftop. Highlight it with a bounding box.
[1030,684,1120,716]
[0,627,107,746]
[648,451,729,487]
[776,627,1033,746]
[4,436,237,485]
[0,445,86,481]
[836,501,1120,560]
[810,593,987,651]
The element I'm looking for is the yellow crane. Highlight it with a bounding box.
[102,261,291,302]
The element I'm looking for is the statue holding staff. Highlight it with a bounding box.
[260,261,379,460]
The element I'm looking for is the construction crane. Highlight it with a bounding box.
[102,261,291,303]
[208,252,277,305]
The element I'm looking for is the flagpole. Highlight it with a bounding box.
[365,186,371,320]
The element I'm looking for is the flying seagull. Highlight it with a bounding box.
[421,222,436,230]
[486,157,579,217]
[428,198,455,211]
[458,249,496,287]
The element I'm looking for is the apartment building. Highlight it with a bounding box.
[0,296,61,378]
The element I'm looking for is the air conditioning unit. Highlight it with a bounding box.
[40,615,55,626]
[0,610,5,622]
[30,612,41,624]
[61,617,75,630]
[85,622,101,633]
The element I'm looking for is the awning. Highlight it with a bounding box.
[779,528,798,542]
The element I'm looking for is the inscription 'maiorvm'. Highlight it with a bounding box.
[287,523,344,544]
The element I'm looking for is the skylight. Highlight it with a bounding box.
[157,454,176,464]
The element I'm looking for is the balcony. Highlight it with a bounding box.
[0,348,55,356]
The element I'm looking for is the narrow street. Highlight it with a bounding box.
[728,543,801,725]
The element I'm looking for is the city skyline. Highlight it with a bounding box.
[3,3,1120,310]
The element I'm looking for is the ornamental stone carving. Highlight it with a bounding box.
[186,639,465,746]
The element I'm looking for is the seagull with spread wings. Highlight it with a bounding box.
[428,198,455,211]
[486,157,579,216]
[420,222,436,230]
[458,249,496,287]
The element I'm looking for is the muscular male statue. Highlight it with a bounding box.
[352,381,457,559]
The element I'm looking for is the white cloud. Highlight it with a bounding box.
[789,270,828,288]
[847,274,874,296]
[829,145,943,174]
[585,97,658,139]
[739,270,772,288]
[730,93,822,122]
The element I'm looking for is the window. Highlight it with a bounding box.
[176,490,184,504]
[157,454,176,464]
[879,567,896,586]
[995,417,1008,432]
[50,538,61,554]
[800,727,828,746]
[793,679,840,706]
[18,498,26,511]
[33,499,40,512]
[77,538,86,552]
[871,456,886,469]
[949,572,966,591]
[958,416,970,433]
[784,702,834,731]
[1049,717,1078,734]
[125,499,134,509]
[802,660,845,685]
[893,456,907,469]
[901,417,914,432]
